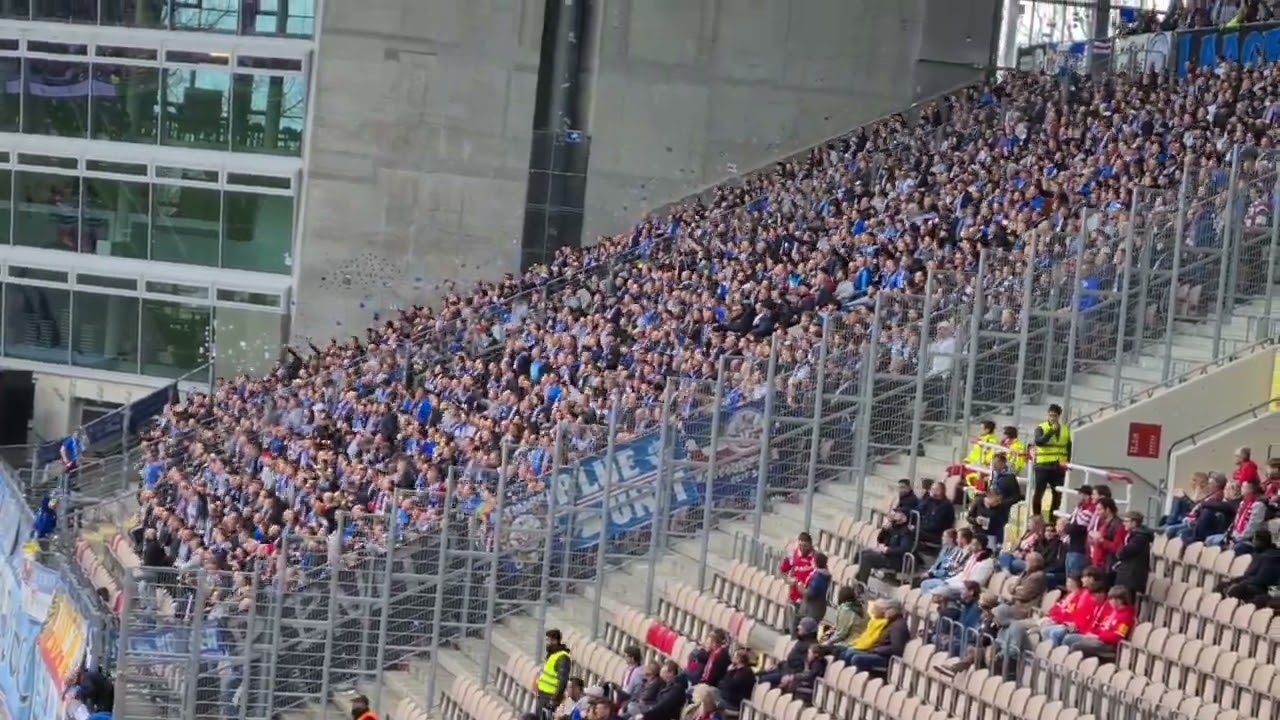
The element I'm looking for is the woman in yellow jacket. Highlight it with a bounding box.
[834,598,888,664]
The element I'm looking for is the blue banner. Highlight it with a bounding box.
[549,403,769,550]
[1176,21,1280,76]
[125,625,226,660]
[0,553,69,720]
[35,383,176,466]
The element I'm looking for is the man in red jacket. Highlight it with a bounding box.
[1061,586,1135,658]
[780,532,816,605]
[1041,567,1105,647]
[1087,497,1127,570]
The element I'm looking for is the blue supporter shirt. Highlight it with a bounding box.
[61,435,82,464]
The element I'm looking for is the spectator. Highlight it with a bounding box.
[916,481,956,547]
[687,629,729,689]
[619,646,645,707]
[60,427,84,490]
[1110,512,1152,597]
[714,648,755,712]
[1031,404,1072,518]
[999,574,1087,658]
[1263,459,1280,507]
[918,528,971,587]
[585,695,616,720]
[836,599,887,664]
[33,496,58,541]
[1209,479,1266,554]
[935,592,1001,676]
[633,661,685,720]
[1087,497,1126,571]
[1234,447,1261,485]
[624,661,662,718]
[921,535,995,599]
[840,599,908,673]
[688,689,724,720]
[992,551,1048,628]
[1041,520,1067,588]
[891,478,920,516]
[797,553,832,631]
[778,644,828,703]
[854,511,915,584]
[933,580,983,656]
[988,452,1023,507]
[1214,530,1279,606]
[823,586,864,651]
[1169,473,1229,541]
[351,694,378,720]
[1164,471,1209,527]
[967,489,1011,550]
[1041,567,1107,647]
[1060,587,1136,659]
[779,533,816,610]
[556,679,589,720]
[998,515,1046,574]
[758,617,816,686]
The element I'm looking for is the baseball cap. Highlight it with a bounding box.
[797,617,819,635]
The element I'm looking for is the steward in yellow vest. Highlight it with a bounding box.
[1031,404,1072,518]
[536,628,571,712]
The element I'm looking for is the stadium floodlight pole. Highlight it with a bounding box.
[802,319,829,532]
[1013,237,1035,430]
[1111,209,1137,404]
[1163,157,1191,382]
[536,441,559,653]
[854,294,884,521]
[907,274,935,484]
[1062,210,1087,417]
[754,335,780,541]
[1212,145,1243,361]
[592,401,619,638]
[481,454,508,683]
[698,356,727,591]
[646,380,676,615]
[425,476,453,707]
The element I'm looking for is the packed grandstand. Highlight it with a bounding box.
[48,26,1280,720]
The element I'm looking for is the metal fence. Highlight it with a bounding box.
[91,135,1280,720]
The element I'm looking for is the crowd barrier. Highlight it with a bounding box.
[0,462,96,720]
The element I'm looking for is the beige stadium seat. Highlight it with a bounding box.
[1176,542,1204,584]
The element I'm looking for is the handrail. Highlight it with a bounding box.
[1071,336,1278,428]
[1160,398,1277,489]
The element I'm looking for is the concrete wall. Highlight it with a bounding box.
[32,372,161,442]
[294,0,545,342]
[1168,412,1280,493]
[293,0,998,341]
[1074,346,1280,500]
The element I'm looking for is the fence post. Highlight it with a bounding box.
[1212,146,1243,360]
[481,459,508,683]
[854,294,884,520]
[1013,238,1036,429]
[1163,158,1192,381]
[261,532,289,716]
[537,445,559,653]
[318,516,343,713]
[802,325,827,532]
[1265,178,1280,330]
[182,570,211,719]
[962,253,986,434]
[646,381,675,615]
[592,405,618,638]
[754,339,779,542]
[906,272,935,483]
[372,503,397,711]
[555,423,574,600]
[425,480,453,709]
[1111,214,1137,403]
[1062,211,1088,415]
[698,357,727,590]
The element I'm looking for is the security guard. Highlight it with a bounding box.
[537,628,571,715]
[1032,404,1072,518]
[350,694,378,720]
[951,420,998,495]
[1000,426,1028,476]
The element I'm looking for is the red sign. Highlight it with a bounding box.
[1126,422,1162,459]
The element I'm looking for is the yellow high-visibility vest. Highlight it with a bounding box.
[1035,422,1071,465]
[1006,439,1028,474]
[965,433,998,468]
[537,650,570,695]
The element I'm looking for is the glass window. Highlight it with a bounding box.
[13,171,82,252]
[33,0,97,23]
[242,0,315,37]
[0,57,20,132]
[22,59,91,138]
[151,183,220,267]
[161,67,231,150]
[222,191,292,273]
[3,283,71,364]
[168,0,239,33]
[83,177,149,259]
[91,63,160,143]
[100,0,166,28]
[0,169,11,245]
[214,304,283,378]
[231,73,305,155]
[0,1,30,20]
[72,290,139,373]
[140,298,210,378]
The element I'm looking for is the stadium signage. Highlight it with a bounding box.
[1110,32,1172,74]
[1175,20,1280,76]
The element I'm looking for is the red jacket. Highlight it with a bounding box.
[1088,602,1135,646]
[1235,461,1261,485]
[1046,589,1086,625]
[1069,591,1104,631]
[780,548,815,603]
[1089,518,1127,569]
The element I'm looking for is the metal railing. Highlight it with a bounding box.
[87,65,1280,720]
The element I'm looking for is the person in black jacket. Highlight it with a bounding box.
[1040,521,1067,588]
[1111,512,1153,596]
[916,482,957,547]
[715,649,756,711]
[1216,530,1280,605]
[892,479,920,516]
[854,511,916,583]
[639,661,688,720]
[758,618,816,685]
[968,489,1011,550]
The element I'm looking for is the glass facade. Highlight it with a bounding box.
[2,1,315,38]
[0,160,295,274]
[0,269,285,378]
[0,43,306,156]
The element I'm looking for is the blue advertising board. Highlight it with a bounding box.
[1176,21,1280,76]
[548,403,769,550]
[35,382,176,466]
[0,553,73,720]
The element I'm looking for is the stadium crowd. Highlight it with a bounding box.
[118,48,1279,660]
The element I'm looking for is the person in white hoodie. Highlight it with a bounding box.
[920,535,996,600]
